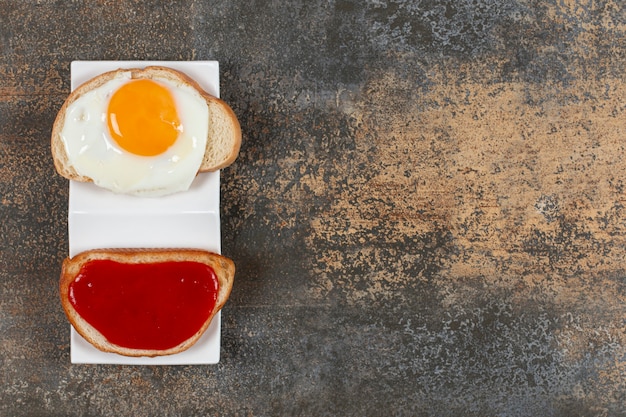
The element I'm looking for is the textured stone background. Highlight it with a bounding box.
[1,0,626,416]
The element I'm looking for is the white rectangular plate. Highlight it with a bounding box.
[68,61,222,365]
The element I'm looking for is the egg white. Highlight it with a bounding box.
[60,71,209,197]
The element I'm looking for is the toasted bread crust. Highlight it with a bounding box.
[51,66,241,182]
[60,249,235,357]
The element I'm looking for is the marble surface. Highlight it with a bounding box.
[1,1,626,416]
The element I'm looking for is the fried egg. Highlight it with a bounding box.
[59,71,209,197]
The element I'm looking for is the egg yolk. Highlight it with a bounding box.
[107,79,181,157]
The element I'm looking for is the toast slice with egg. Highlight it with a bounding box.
[60,249,235,357]
[51,66,241,185]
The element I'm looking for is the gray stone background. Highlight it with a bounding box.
[1,1,626,416]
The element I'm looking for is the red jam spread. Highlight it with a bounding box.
[69,259,219,350]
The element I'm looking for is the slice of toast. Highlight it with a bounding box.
[51,66,241,182]
[60,249,235,357]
